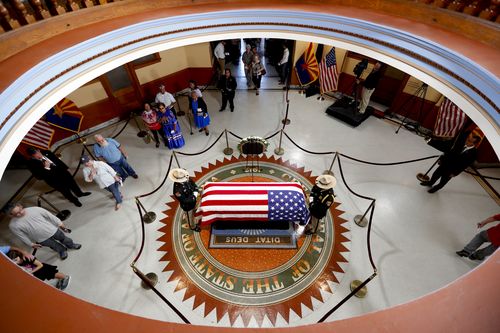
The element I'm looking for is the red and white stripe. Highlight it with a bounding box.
[196,182,304,225]
[433,98,467,138]
[21,120,55,150]
[319,60,338,94]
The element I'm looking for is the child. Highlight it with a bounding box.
[7,249,70,290]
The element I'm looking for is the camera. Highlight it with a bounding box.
[353,59,368,78]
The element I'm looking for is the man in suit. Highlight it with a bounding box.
[420,134,481,193]
[26,147,90,207]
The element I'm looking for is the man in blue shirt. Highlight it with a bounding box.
[93,134,138,182]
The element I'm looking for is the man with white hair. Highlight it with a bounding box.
[7,203,81,260]
[93,134,138,182]
[155,84,177,116]
[81,155,123,211]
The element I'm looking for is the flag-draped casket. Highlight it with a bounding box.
[196,182,310,226]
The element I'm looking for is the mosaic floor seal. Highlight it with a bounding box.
[157,155,350,326]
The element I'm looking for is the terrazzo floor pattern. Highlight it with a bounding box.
[0,77,498,327]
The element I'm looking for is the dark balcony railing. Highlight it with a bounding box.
[0,0,122,33]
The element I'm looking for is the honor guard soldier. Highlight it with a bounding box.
[168,168,200,231]
[305,174,337,235]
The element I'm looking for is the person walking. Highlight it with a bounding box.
[217,68,237,112]
[155,84,177,116]
[251,54,266,96]
[26,147,90,207]
[420,134,481,193]
[277,43,289,84]
[456,214,500,260]
[357,62,382,114]
[81,155,124,211]
[213,40,226,77]
[93,135,138,182]
[190,91,210,136]
[7,203,81,260]
[242,44,254,88]
[157,102,185,149]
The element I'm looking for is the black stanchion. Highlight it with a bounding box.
[274,130,285,155]
[135,198,157,224]
[223,130,233,156]
[37,194,71,221]
[354,201,375,228]
[130,112,148,138]
[324,152,339,176]
[416,157,440,182]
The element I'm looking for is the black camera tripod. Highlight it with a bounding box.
[395,82,429,136]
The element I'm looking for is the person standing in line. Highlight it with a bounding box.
[93,135,138,182]
[190,91,210,136]
[217,68,237,112]
[7,203,81,260]
[251,54,266,96]
[305,175,336,235]
[277,43,290,84]
[456,214,500,260]
[420,134,480,193]
[357,62,382,114]
[213,40,226,76]
[5,248,71,290]
[81,155,124,211]
[155,84,177,116]
[26,147,90,207]
[188,80,203,101]
[142,102,167,148]
[242,44,254,88]
[157,102,185,149]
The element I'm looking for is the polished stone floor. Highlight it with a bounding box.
[1,44,498,328]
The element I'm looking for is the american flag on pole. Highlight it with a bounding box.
[21,119,55,150]
[196,182,310,226]
[433,98,468,138]
[319,47,339,94]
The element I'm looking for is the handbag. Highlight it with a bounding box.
[261,68,267,76]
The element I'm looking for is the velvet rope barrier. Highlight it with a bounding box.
[174,131,225,156]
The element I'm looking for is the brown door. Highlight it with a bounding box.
[101,64,143,113]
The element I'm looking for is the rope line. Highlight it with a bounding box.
[264,130,281,140]
[227,130,243,140]
[282,131,333,155]
[136,154,174,199]
[175,131,225,156]
[339,153,440,166]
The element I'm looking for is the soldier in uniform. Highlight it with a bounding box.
[168,168,200,231]
[305,174,337,235]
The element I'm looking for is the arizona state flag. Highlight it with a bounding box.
[294,43,319,86]
[45,98,84,133]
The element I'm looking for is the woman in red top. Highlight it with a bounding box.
[456,214,500,260]
[141,102,167,148]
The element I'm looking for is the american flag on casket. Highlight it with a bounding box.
[196,182,310,226]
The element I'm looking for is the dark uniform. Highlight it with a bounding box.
[217,73,237,112]
[173,179,198,211]
[306,185,335,234]
[173,179,200,230]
